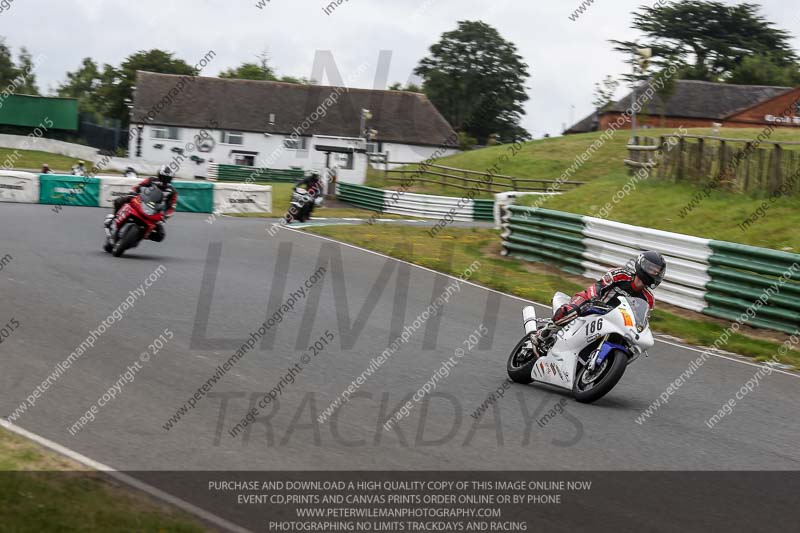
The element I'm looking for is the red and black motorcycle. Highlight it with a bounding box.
[103,185,165,257]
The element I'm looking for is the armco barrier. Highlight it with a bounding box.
[501,205,799,334]
[337,182,494,222]
[337,182,386,212]
[501,207,586,275]
[209,163,303,183]
[0,173,271,215]
[705,241,800,333]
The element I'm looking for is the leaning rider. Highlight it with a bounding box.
[533,251,667,355]
[297,169,324,198]
[104,165,178,243]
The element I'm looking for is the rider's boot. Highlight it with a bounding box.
[533,323,559,356]
[103,214,114,235]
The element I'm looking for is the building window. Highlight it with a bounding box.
[284,136,308,150]
[365,141,382,153]
[151,126,181,140]
[336,152,354,170]
[234,154,255,166]
[221,131,244,145]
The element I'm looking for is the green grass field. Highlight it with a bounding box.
[0,147,90,174]
[368,127,800,251]
[0,428,205,532]
[305,225,798,368]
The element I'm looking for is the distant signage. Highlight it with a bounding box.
[764,114,800,125]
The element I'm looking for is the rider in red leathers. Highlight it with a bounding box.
[533,251,667,354]
[104,165,178,242]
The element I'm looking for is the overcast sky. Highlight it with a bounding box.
[2,0,799,138]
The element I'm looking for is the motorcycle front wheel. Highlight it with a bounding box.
[112,223,141,257]
[573,349,627,403]
[298,203,313,222]
[506,334,539,384]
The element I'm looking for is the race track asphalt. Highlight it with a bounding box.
[1,204,798,529]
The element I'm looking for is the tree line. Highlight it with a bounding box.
[0,19,532,148]
[595,1,800,110]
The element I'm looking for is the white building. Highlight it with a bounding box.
[128,71,459,183]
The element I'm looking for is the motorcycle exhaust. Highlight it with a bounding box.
[522,306,538,334]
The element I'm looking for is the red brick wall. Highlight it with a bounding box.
[597,114,722,131]
[728,87,800,127]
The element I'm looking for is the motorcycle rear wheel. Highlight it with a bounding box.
[573,349,627,403]
[506,334,539,384]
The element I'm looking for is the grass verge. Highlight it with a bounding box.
[0,147,96,174]
[0,427,206,532]
[304,225,799,368]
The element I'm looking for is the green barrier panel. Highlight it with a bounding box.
[708,266,800,298]
[705,293,800,324]
[708,240,800,278]
[704,306,798,335]
[173,181,215,213]
[337,183,386,212]
[502,205,587,276]
[217,165,303,183]
[39,174,100,207]
[505,223,584,247]
[705,240,800,335]
[507,205,586,232]
[706,280,800,313]
[473,199,495,221]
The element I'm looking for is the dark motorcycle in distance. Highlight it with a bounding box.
[104,185,165,257]
[284,186,322,223]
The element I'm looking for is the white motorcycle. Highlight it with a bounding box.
[507,292,654,403]
[285,186,323,223]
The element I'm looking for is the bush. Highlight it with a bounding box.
[457,131,478,151]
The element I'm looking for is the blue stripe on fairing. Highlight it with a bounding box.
[596,341,628,364]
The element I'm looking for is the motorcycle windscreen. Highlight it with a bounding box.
[140,186,165,216]
[627,297,651,330]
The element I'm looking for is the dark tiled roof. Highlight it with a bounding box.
[564,111,599,134]
[132,71,457,147]
[608,79,792,120]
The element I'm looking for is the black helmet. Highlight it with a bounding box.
[157,165,174,185]
[635,251,666,289]
[308,170,321,180]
